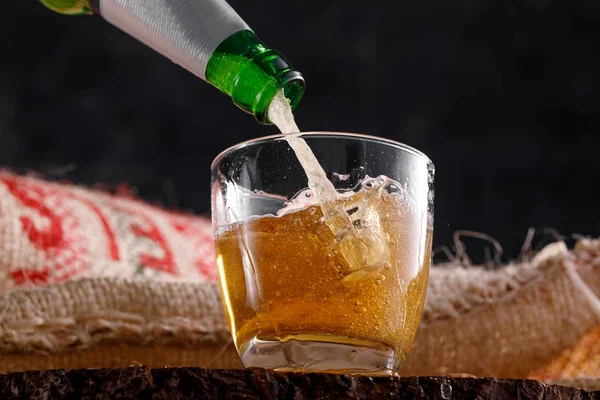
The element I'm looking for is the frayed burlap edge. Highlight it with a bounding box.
[1,238,600,381]
[402,238,600,377]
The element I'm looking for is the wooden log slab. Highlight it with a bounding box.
[0,366,597,399]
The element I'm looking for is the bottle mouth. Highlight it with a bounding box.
[254,70,305,125]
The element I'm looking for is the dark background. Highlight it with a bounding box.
[1,0,599,262]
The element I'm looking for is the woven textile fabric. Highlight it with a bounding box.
[1,172,599,389]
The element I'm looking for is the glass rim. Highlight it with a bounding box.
[211,131,434,170]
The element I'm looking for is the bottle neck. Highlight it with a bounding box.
[206,30,304,124]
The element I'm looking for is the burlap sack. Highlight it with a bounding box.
[1,172,599,388]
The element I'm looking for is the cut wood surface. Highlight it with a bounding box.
[0,366,598,399]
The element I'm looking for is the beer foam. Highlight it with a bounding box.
[276,175,424,219]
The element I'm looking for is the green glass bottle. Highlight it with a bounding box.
[39,0,94,15]
[39,0,304,124]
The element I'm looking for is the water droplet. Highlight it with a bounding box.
[275,291,281,297]
[441,382,452,399]
[350,350,357,357]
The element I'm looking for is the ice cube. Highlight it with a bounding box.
[327,178,391,277]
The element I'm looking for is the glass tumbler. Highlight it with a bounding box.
[211,132,434,375]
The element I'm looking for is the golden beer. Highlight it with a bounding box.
[215,178,432,373]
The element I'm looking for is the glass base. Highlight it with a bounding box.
[240,336,399,375]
